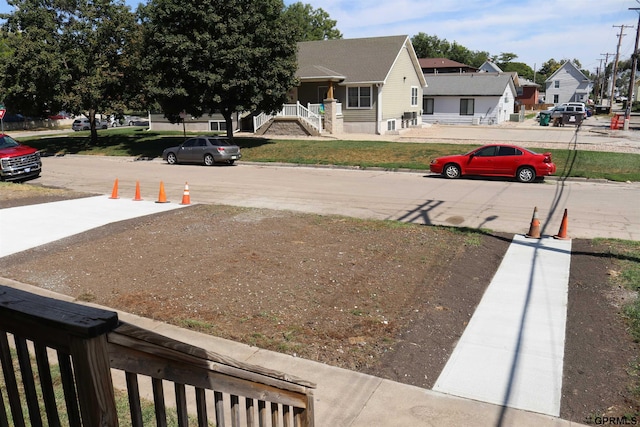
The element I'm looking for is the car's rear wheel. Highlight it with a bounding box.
[166,152,177,165]
[443,163,461,179]
[517,166,536,183]
[227,160,235,165]
[204,154,215,166]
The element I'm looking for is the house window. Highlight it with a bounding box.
[553,94,559,103]
[423,97,434,114]
[387,119,396,131]
[460,98,474,115]
[554,80,560,88]
[411,87,419,106]
[347,86,372,108]
[209,120,227,131]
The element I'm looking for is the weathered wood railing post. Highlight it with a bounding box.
[0,285,120,426]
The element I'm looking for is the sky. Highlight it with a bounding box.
[1,0,638,74]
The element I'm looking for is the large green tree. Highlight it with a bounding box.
[141,0,298,138]
[0,2,66,120]
[411,32,488,67]
[0,0,143,141]
[283,2,342,41]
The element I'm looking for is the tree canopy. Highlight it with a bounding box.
[283,2,342,41]
[411,32,489,68]
[140,0,299,138]
[0,0,143,141]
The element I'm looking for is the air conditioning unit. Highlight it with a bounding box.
[402,112,413,120]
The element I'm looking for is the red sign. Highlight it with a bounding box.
[0,109,5,120]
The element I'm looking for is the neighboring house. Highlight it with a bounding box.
[151,35,427,136]
[544,62,592,105]
[267,35,427,135]
[515,78,541,108]
[478,61,503,73]
[149,112,239,132]
[422,73,517,125]
[479,61,542,109]
[419,58,477,74]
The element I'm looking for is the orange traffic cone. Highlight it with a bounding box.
[180,182,191,205]
[525,207,541,239]
[109,178,119,199]
[133,181,143,201]
[156,181,169,203]
[553,209,570,240]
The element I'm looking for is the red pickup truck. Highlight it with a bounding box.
[0,134,42,181]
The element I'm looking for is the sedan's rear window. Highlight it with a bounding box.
[208,138,231,146]
[497,146,522,156]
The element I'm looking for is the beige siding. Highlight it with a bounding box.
[382,46,422,121]
[338,86,378,122]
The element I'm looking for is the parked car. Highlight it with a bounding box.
[547,103,586,119]
[125,115,149,126]
[0,133,42,181]
[48,111,71,120]
[162,136,241,166]
[429,144,556,183]
[72,118,108,131]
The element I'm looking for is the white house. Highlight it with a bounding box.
[544,62,592,105]
[422,73,517,125]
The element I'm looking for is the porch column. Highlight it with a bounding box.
[323,98,337,134]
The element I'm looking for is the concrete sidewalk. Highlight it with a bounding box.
[434,235,572,417]
[0,196,187,257]
[0,197,588,426]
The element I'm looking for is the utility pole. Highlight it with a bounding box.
[610,25,629,112]
[625,8,640,129]
[595,58,604,105]
[601,53,614,104]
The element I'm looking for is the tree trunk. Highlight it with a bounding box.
[222,110,233,139]
[89,109,98,144]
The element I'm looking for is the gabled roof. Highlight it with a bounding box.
[479,61,503,73]
[423,73,516,96]
[519,77,540,87]
[418,58,473,69]
[297,35,426,87]
[545,61,591,83]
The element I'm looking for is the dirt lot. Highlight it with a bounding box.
[0,185,638,423]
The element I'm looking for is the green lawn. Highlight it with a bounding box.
[20,129,640,182]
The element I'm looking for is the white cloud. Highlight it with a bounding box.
[1,0,637,74]
[294,0,640,72]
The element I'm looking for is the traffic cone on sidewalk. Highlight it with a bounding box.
[553,209,570,240]
[156,181,169,203]
[525,207,541,239]
[133,181,143,201]
[109,178,119,199]
[180,182,191,205]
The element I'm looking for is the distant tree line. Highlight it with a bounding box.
[410,32,591,87]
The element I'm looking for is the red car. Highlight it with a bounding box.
[429,144,556,183]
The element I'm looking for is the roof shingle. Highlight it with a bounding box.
[296,35,410,84]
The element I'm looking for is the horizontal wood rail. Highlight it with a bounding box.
[0,284,315,426]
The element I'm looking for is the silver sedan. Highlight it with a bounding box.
[162,136,242,166]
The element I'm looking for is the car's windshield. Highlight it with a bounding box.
[0,135,20,149]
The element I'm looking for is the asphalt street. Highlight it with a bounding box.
[34,153,640,241]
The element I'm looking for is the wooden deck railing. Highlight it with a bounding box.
[0,284,316,426]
